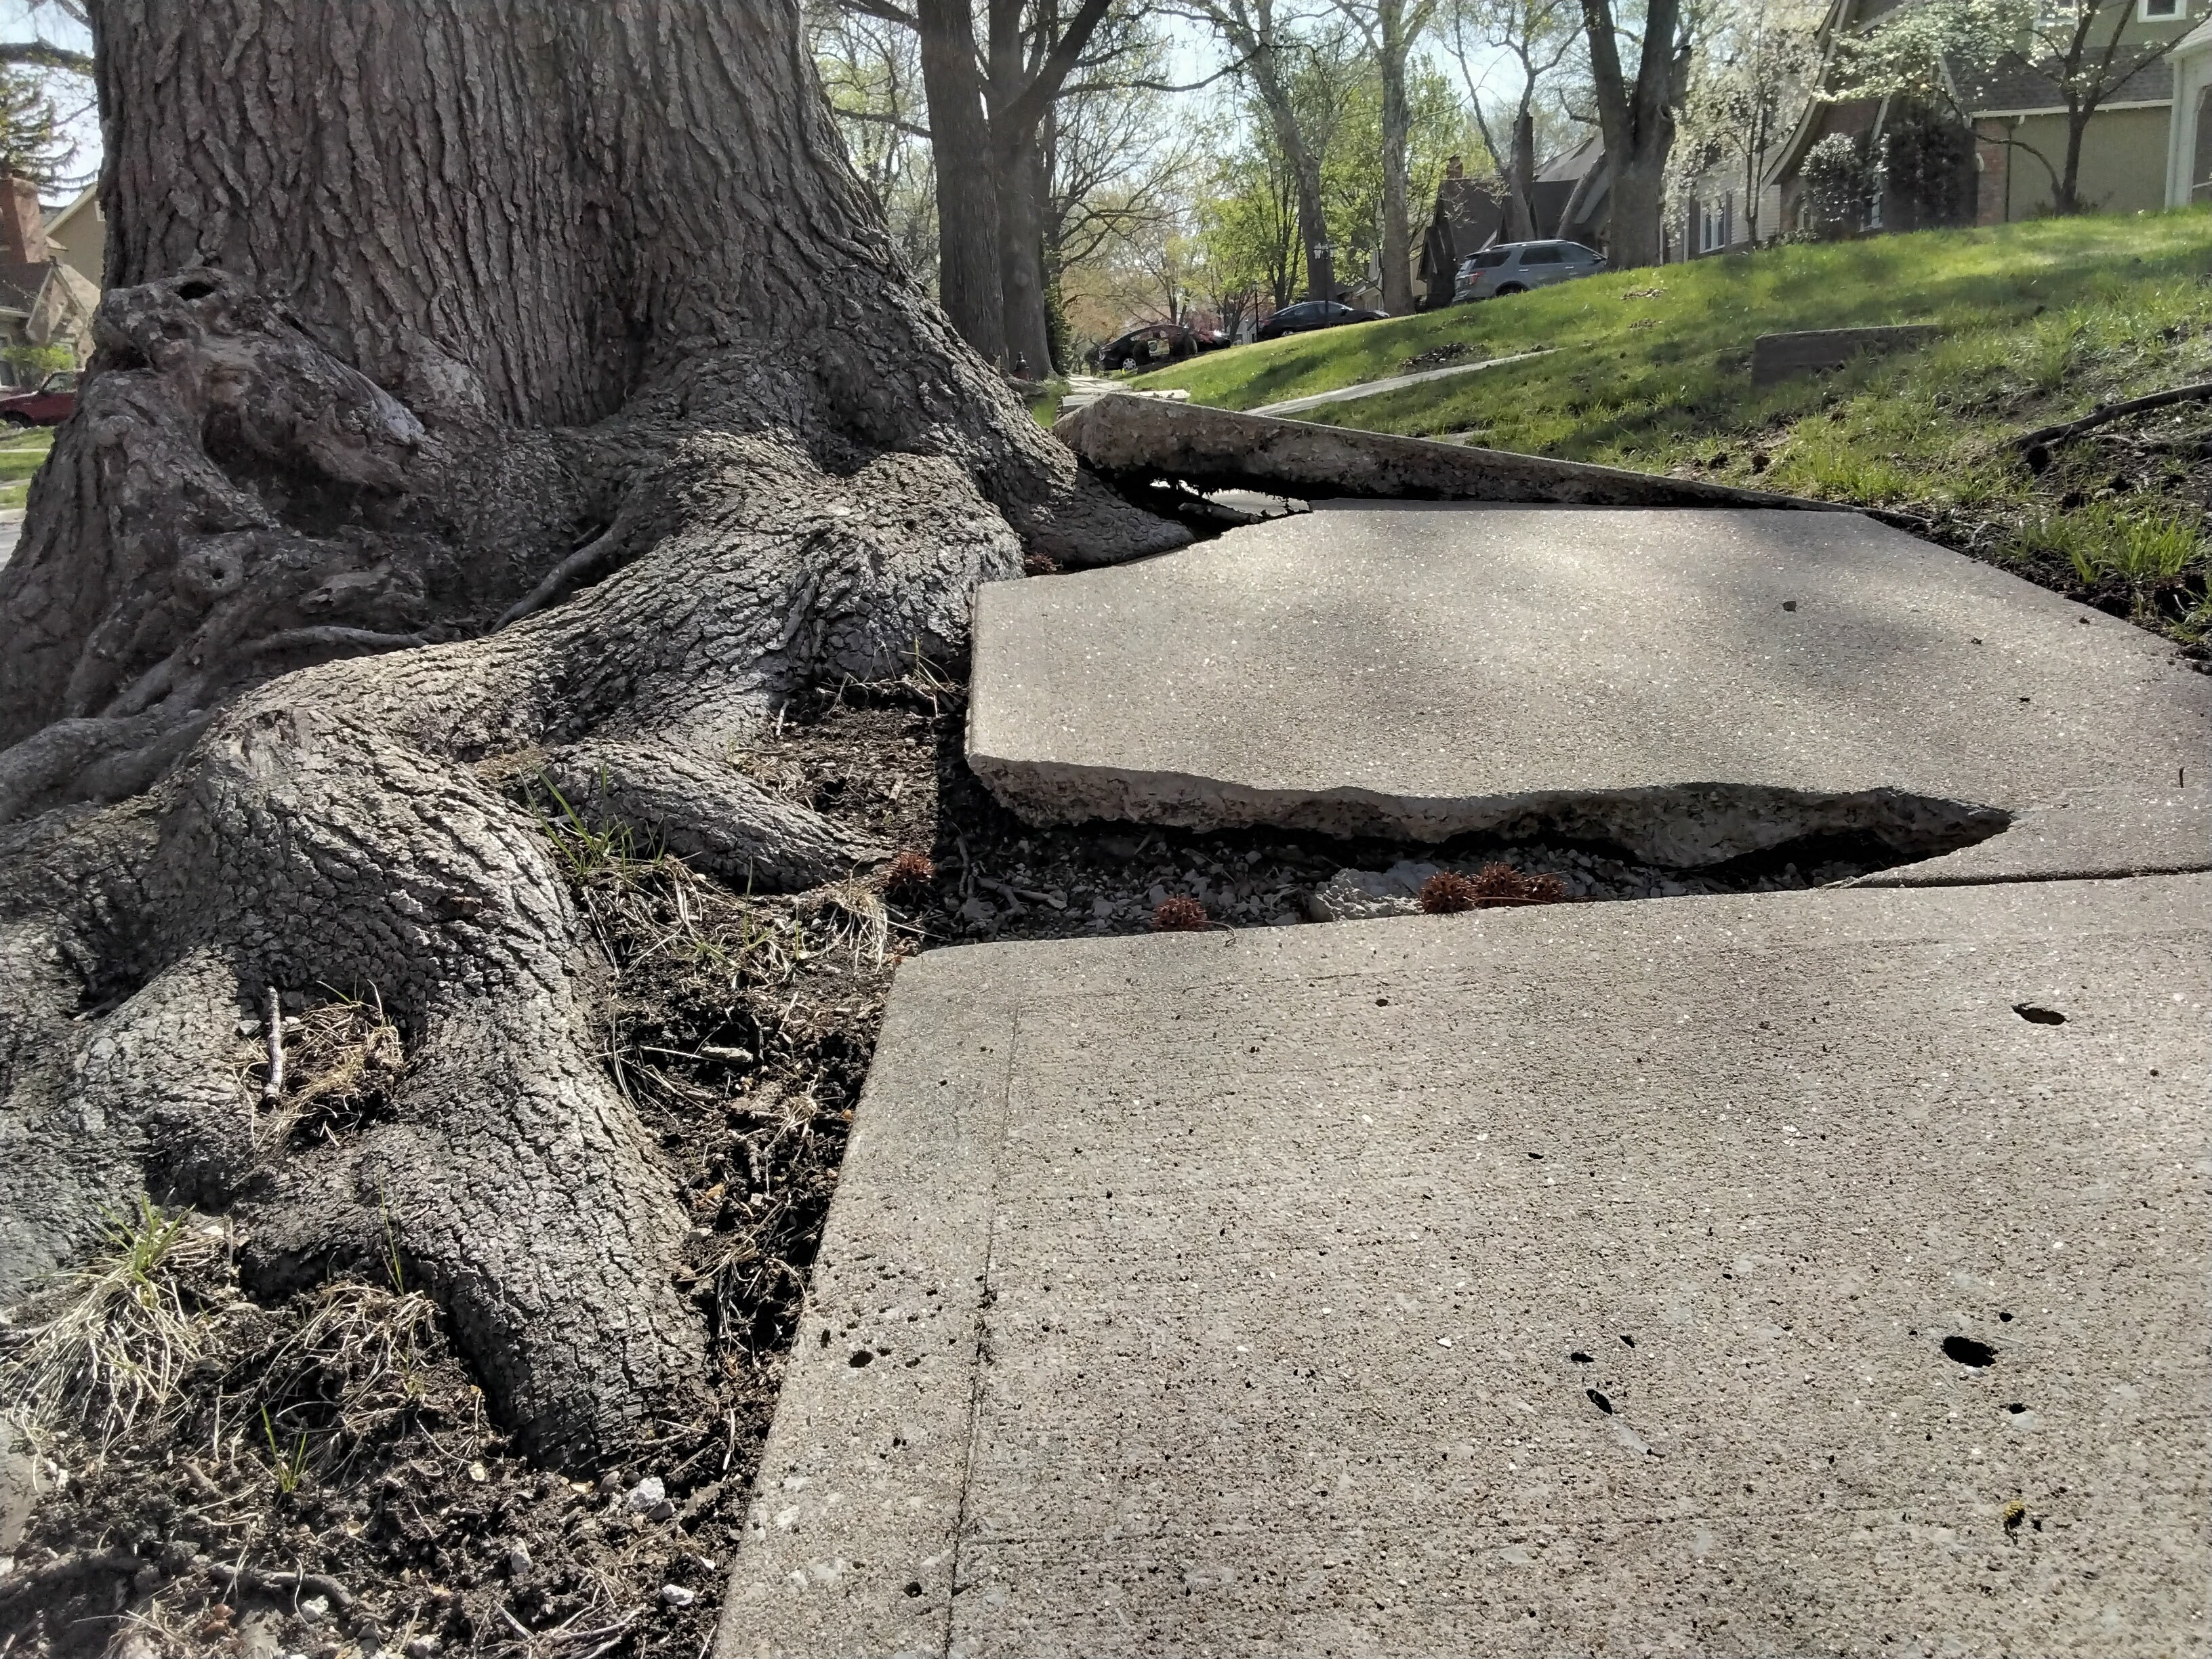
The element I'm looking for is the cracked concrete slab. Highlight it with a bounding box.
[968,505,2211,878]
[716,876,2211,1658]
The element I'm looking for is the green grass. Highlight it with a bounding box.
[1134,213,2212,638]
[0,426,53,509]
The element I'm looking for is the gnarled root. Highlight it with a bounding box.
[0,272,1187,1467]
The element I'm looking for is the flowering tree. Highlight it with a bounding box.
[1830,0,2190,213]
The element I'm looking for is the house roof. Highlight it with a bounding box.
[1535,131,1605,184]
[1957,49,2174,112]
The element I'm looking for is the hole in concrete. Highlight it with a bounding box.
[1942,1335,1997,1368]
[848,1349,874,1368]
[2007,1403,2028,1414]
[1999,1311,2013,1322]
[2013,1004,2066,1025]
[1570,1351,1593,1363]
[1620,1334,1635,1347]
[1585,1388,1614,1415]
[904,1582,924,1597]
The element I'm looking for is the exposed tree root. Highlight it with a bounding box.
[0,268,1186,1471]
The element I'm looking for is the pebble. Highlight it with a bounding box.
[623,1475,666,1513]
[661,1584,697,1607]
[505,1543,532,1576]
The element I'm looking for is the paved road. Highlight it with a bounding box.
[0,509,22,569]
[1250,347,1553,415]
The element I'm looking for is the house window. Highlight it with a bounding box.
[1700,192,1732,253]
[2142,0,2180,21]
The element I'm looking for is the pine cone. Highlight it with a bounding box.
[883,848,935,896]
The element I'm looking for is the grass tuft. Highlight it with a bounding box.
[0,1198,227,1449]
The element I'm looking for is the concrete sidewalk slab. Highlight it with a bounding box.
[716,877,2211,1658]
[1250,349,1553,416]
[968,505,2211,878]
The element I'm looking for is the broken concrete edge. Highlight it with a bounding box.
[1054,392,1850,512]
[962,741,2012,870]
[1851,784,2212,886]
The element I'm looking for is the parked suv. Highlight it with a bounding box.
[1452,241,1607,303]
[1254,299,1387,342]
[0,369,77,426]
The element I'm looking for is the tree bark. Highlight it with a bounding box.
[918,0,1009,363]
[1578,0,1683,266]
[1508,105,1539,241]
[0,0,1182,1469]
[1377,1,1417,316]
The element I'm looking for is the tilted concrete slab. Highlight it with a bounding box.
[968,505,2211,878]
[716,877,2211,1658]
[1055,392,1845,510]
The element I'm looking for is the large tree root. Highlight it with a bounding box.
[0,268,1187,1467]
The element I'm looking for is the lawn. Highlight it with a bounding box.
[1132,213,2212,643]
[0,425,54,510]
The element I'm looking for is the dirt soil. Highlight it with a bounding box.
[0,626,2022,1659]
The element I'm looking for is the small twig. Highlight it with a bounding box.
[207,1562,359,1614]
[2018,379,2212,452]
[262,985,285,1105]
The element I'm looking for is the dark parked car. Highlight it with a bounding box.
[0,369,76,426]
[1097,323,1226,371]
[1254,300,1386,342]
[1452,241,1607,303]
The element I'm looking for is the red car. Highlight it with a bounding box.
[0,369,77,426]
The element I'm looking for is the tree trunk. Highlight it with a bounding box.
[2059,101,2088,213]
[919,0,1009,363]
[1377,3,1416,316]
[1508,104,1539,241]
[1578,0,1682,268]
[0,0,1181,1469]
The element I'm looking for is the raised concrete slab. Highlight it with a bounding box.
[1055,392,1843,510]
[717,877,2212,1658]
[1250,348,1554,416]
[968,505,2211,878]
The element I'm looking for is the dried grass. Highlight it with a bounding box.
[0,1200,228,1450]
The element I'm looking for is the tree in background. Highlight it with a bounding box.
[1446,0,1581,240]
[1671,0,1817,244]
[812,3,940,287]
[1827,0,2173,216]
[1320,53,1475,289]
[1175,0,1343,300]
[1331,0,1443,314]
[1578,0,1692,265]
[1198,107,1307,313]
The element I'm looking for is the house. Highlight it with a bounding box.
[2162,14,2212,199]
[1670,163,1786,260]
[1416,157,1506,306]
[1415,140,1614,304]
[1530,134,1613,249]
[44,184,103,292]
[1772,0,2198,233]
[0,177,99,386]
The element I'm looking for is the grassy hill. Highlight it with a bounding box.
[1130,213,2212,647]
